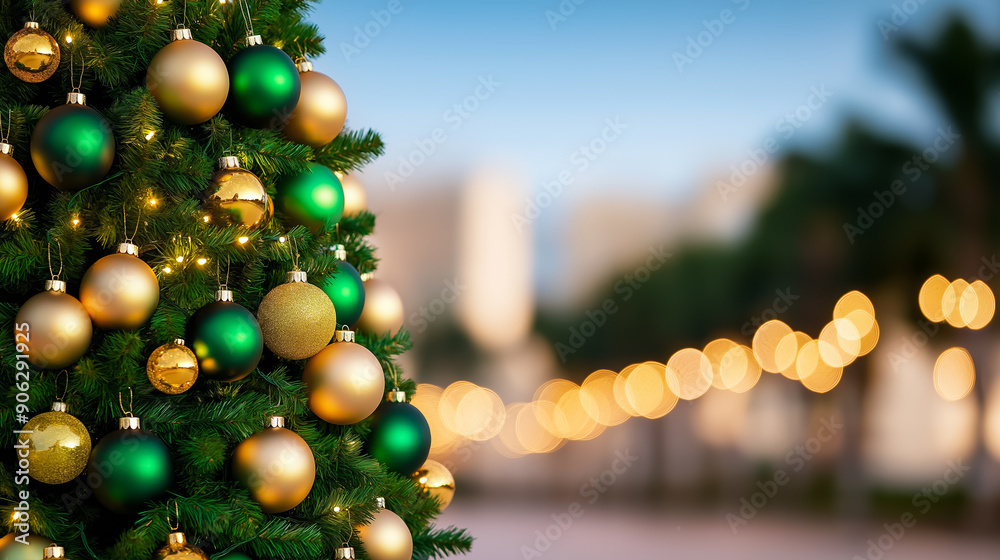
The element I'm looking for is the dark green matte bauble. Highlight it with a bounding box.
[364,401,431,476]
[322,260,365,327]
[30,103,115,191]
[188,300,263,382]
[88,427,172,514]
[276,163,344,231]
[217,554,254,560]
[227,45,301,128]
[0,534,49,560]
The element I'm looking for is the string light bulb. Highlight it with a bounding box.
[11,214,19,222]
[175,256,184,263]
[238,236,249,244]
[196,258,207,265]
[333,506,341,513]
[145,131,155,140]
[163,267,172,274]
[278,236,287,243]
[65,35,73,44]
[202,215,210,223]
[71,216,80,227]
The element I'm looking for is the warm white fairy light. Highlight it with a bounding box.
[238,236,249,244]
[163,266,172,274]
[176,256,184,263]
[196,258,207,265]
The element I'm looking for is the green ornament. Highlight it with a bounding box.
[276,163,344,231]
[227,37,301,128]
[30,93,115,191]
[364,392,431,476]
[218,554,254,560]
[187,291,264,382]
[88,417,172,514]
[0,534,49,560]
[322,245,366,327]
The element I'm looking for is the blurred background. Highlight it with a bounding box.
[317,1,1000,558]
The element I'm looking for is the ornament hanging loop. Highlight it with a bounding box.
[69,51,85,93]
[123,205,141,244]
[55,369,69,402]
[167,499,180,531]
[118,387,134,417]
[47,238,63,280]
[0,108,10,143]
[289,234,300,270]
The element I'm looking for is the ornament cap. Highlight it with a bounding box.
[286,270,308,283]
[45,279,67,293]
[331,244,347,260]
[335,546,355,560]
[334,329,355,343]
[245,34,263,47]
[173,338,185,346]
[24,21,40,30]
[66,92,87,106]
[216,289,234,302]
[170,27,193,41]
[267,415,285,428]
[51,401,68,413]
[0,142,13,156]
[117,242,140,256]
[167,532,187,546]
[376,496,386,509]
[296,60,314,73]
[43,545,65,559]
[218,155,241,170]
[387,389,406,403]
[119,416,141,430]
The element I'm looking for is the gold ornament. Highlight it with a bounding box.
[147,339,198,395]
[203,156,271,230]
[0,534,50,560]
[80,242,160,330]
[410,460,455,511]
[4,22,60,83]
[154,532,208,560]
[70,0,122,27]
[338,171,367,217]
[15,279,92,369]
[303,329,385,425]
[23,401,91,485]
[147,28,229,125]
[43,544,70,559]
[232,416,316,513]
[0,141,28,221]
[283,60,346,148]
[356,276,404,336]
[356,498,413,560]
[257,270,337,360]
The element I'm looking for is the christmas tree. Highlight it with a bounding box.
[0,0,472,558]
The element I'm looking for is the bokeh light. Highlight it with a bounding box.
[580,369,630,427]
[796,340,844,393]
[933,347,975,401]
[919,274,949,322]
[664,348,713,400]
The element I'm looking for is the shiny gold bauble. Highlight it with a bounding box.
[70,0,122,27]
[410,460,456,511]
[0,146,28,220]
[257,271,337,360]
[154,532,208,560]
[15,281,92,369]
[80,243,160,330]
[4,22,60,83]
[0,533,50,560]
[338,171,367,217]
[147,29,229,125]
[357,503,413,560]
[204,156,271,230]
[232,417,316,513]
[23,402,91,485]
[356,277,404,336]
[146,339,198,394]
[303,330,385,425]
[283,61,346,148]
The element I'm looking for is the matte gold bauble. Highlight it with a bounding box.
[356,498,413,560]
[15,280,92,369]
[147,28,229,125]
[23,401,91,485]
[283,60,346,148]
[80,242,159,329]
[303,329,385,425]
[203,156,271,230]
[356,276,404,336]
[257,270,337,360]
[154,532,208,560]
[146,339,198,394]
[0,533,50,560]
[70,0,122,27]
[338,171,367,217]
[0,143,28,220]
[410,460,455,511]
[4,22,60,83]
[232,416,315,513]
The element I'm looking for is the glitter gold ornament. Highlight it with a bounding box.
[23,400,91,485]
[355,276,404,336]
[257,270,337,360]
[80,242,160,330]
[232,416,315,513]
[356,498,413,560]
[283,60,346,148]
[337,172,367,217]
[410,460,455,511]
[153,532,208,560]
[0,534,49,560]
[147,27,229,125]
[303,329,384,425]
[203,156,271,230]
[4,22,60,83]
[0,141,28,220]
[70,0,122,27]
[147,339,198,395]
[15,279,92,369]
